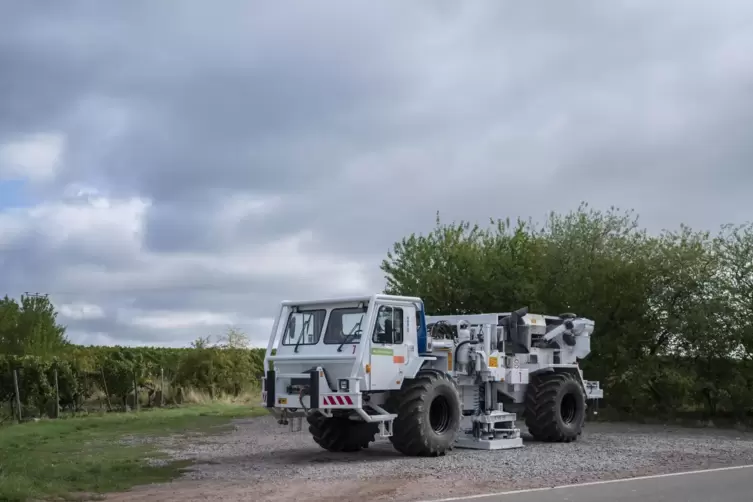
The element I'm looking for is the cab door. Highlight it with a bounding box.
[369,303,413,390]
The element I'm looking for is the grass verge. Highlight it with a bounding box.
[0,403,267,502]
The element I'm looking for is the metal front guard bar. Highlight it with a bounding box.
[262,367,396,424]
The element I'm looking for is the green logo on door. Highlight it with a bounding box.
[371,348,393,356]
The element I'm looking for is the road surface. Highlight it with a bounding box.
[425,465,753,502]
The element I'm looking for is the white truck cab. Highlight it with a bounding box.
[262,294,431,415]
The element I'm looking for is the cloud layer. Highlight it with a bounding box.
[2,1,753,346]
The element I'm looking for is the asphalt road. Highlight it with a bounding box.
[427,465,753,502]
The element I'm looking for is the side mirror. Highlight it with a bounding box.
[384,319,393,343]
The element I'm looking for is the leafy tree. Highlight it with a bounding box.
[191,335,212,349]
[216,327,250,349]
[381,203,753,421]
[0,294,69,356]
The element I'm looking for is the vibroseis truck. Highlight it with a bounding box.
[261,294,603,456]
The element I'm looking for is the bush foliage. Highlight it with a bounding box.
[381,204,753,421]
[0,293,266,417]
[0,347,265,416]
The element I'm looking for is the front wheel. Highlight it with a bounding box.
[307,412,378,452]
[387,370,462,457]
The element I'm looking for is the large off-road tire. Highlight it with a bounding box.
[306,412,378,452]
[524,371,586,442]
[387,370,462,457]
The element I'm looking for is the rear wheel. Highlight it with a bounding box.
[307,412,378,452]
[387,370,462,456]
[524,371,586,442]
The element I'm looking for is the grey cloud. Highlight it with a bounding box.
[3,1,753,346]
[51,273,363,346]
[3,1,416,200]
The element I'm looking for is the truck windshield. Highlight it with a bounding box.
[323,307,367,344]
[281,309,326,346]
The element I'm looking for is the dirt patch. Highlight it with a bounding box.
[103,417,753,501]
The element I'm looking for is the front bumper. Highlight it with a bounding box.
[261,368,363,410]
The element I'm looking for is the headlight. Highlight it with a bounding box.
[338,379,349,392]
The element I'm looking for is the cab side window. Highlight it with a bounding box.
[393,308,404,343]
[372,306,404,344]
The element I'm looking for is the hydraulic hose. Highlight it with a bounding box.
[453,340,481,372]
[298,387,309,415]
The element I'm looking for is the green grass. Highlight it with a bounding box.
[0,404,267,502]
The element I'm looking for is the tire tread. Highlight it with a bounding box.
[524,372,585,442]
[387,370,462,457]
[307,413,378,452]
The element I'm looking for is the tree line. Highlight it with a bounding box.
[381,203,753,423]
[0,294,264,419]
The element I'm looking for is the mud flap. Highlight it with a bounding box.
[307,368,320,409]
[265,370,275,408]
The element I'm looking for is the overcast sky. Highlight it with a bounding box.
[1,1,753,348]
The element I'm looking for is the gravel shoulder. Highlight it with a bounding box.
[105,415,753,502]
